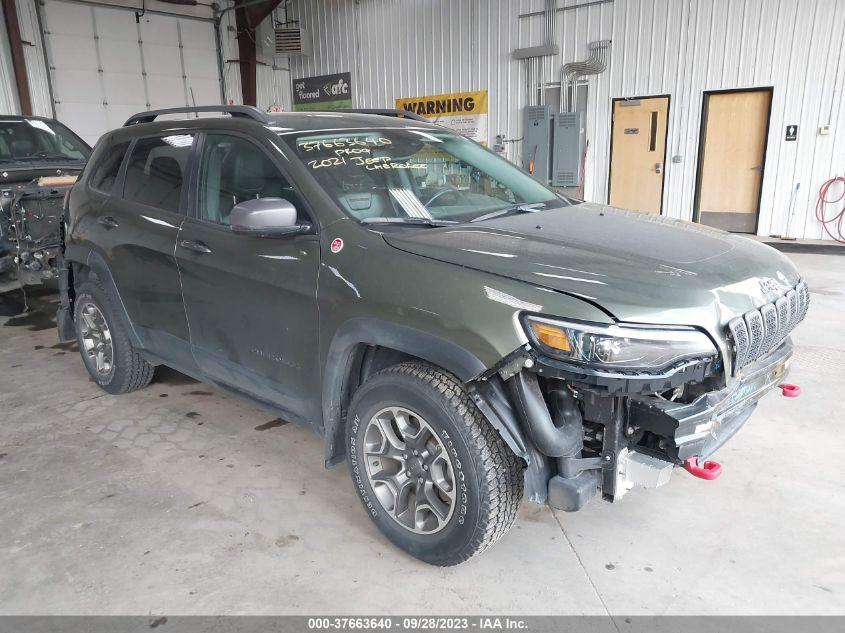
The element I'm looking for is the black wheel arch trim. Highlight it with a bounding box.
[321,317,530,467]
[63,244,143,348]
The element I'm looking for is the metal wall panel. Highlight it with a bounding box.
[288,0,845,240]
[179,18,222,107]
[38,0,222,144]
[0,3,20,114]
[15,0,54,118]
[42,0,105,141]
[289,0,527,163]
[218,6,291,111]
[219,8,242,106]
[255,8,292,111]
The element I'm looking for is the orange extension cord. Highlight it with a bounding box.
[816,176,845,244]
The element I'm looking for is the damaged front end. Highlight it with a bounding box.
[478,279,809,512]
[0,174,78,291]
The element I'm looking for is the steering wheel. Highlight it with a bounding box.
[425,187,462,207]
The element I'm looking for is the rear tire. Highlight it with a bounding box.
[74,280,154,394]
[346,361,523,565]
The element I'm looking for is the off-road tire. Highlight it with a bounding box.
[346,361,523,565]
[74,280,154,394]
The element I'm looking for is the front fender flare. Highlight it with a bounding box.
[321,318,529,467]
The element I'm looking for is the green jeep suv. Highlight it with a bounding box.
[59,106,807,565]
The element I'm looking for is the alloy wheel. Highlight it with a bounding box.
[363,406,456,534]
[79,301,114,378]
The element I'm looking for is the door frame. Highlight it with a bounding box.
[607,93,672,215]
[187,129,319,229]
[692,86,774,233]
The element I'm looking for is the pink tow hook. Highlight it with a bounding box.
[683,457,723,480]
[779,383,801,398]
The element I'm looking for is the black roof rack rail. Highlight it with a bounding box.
[333,108,431,123]
[124,105,271,127]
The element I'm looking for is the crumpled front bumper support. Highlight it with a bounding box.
[628,339,793,462]
[535,338,794,512]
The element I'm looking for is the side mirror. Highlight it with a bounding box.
[229,198,311,237]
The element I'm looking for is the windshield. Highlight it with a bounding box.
[0,119,91,165]
[285,127,566,223]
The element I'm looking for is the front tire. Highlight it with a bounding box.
[346,362,523,565]
[74,280,154,394]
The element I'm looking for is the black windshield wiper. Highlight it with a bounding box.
[470,202,547,223]
[360,217,458,227]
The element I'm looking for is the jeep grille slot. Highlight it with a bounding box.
[728,280,809,374]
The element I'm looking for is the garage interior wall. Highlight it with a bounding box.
[255,8,293,112]
[8,0,224,144]
[0,1,20,114]
[13,0,52,118]
[5,0,291,133]
[218,3,292,112]
[219,7,242,106]
[289,0,845,241]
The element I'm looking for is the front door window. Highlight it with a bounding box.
[198,134,304,225]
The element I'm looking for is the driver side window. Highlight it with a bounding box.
[198,134,304,225]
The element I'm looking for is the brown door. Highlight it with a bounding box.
[696,90,771,233]
[609,96,669,214]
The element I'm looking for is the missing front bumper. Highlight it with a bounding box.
[542,339,793,511]
[628,339,793,462]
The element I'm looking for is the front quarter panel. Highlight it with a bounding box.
[317,219,614,466]
[318,219,614,379]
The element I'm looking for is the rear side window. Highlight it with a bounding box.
[89,142,129,193]
[122,134,194,213]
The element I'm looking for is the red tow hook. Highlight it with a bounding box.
[779,383,801,398]
[683,457,723,480]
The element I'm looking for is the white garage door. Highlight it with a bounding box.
[41,0,222,145]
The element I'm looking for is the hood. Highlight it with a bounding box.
[382,202,801,328]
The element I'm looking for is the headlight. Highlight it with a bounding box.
[522,316,718,373]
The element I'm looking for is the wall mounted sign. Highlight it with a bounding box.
[785,125,798,141]
[292,72,352,111]
[395,90,489,145]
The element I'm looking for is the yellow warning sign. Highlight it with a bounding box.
[395,90,488,144]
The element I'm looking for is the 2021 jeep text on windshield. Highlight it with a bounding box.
[0,118,90,165]
[285,128,566,223]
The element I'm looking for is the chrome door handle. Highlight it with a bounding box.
[96,215,119,229]
[179,239,212,254]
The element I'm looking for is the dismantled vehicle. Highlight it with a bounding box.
[59,106,807,565]
[0,116,91,292]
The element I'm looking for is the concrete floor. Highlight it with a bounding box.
[0,252,843,616]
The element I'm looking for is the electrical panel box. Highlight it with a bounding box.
[551,112,586,187]
[523,106,552,183]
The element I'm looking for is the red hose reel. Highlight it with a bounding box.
[816,176,845,244]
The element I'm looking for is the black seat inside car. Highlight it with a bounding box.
[215,148,299,223]
[146,155,183,211]
[11,140,36,158]
[225,150,286,199]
